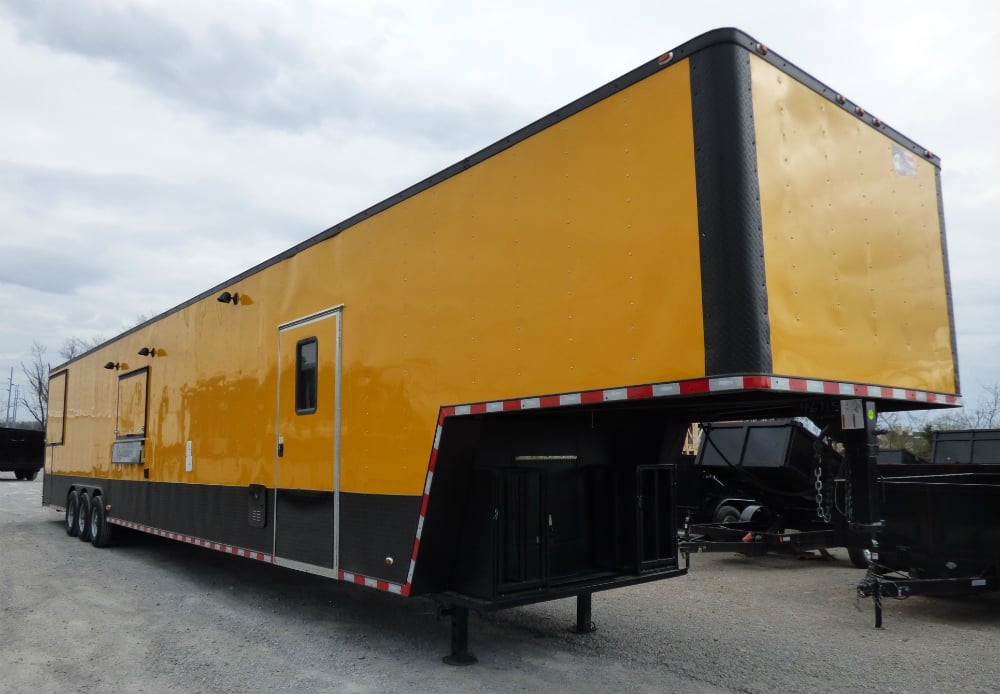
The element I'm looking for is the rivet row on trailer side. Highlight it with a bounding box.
[42,28,959,663]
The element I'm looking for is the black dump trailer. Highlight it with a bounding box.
[932,428,1000,464]
[0,426,44,481]
[677,420,870,565]
[877,448,925,465]
[858,429,1000,625]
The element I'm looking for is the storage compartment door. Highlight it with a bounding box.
[496,468,545,594]
[495,462,616,595]
[636,464,677,570]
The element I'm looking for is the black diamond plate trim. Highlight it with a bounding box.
[690,43,772,376]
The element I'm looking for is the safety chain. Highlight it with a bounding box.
[845,473,854,523]
[814,445,832,523]
[856,569,877,599]
[814,467,829,522]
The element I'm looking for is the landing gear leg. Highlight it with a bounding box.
[572,592,596,634]
[442,606,477,666]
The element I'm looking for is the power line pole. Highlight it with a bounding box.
[4,367,12,426]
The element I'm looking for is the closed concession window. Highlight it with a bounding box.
[117,367,149,438]
[46,371,67,445]
[296,337,318,414]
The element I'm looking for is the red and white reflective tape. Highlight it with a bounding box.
[402,410,444,598]
[108,518,273,562]
[438,375,959,418]
[108,518,406,595]
[337,570,404,595]
[768,377,957,403]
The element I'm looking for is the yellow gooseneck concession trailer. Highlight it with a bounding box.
[43,28,959,660]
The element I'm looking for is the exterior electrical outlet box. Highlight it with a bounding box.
[248,484,267,529]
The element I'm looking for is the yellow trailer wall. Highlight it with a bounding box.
[48,59,704,497]
[751,55,956,393]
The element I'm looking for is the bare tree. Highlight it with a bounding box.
[60,335,105,361]
[929,384,1000,431]
[57,314,149,363]
[19,341,49,429]
[967,384,1000,429]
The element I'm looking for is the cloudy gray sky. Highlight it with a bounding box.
[2,0,998,422]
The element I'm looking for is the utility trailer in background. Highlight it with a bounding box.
[677,420,871,565]
[0,426,44,481]
[681,419,839,529]
[858,430,1000,625]
[877,448,925,465]
[42,28,959,662]
[932,428,1000,464]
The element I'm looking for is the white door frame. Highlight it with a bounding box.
[275,305,343,573]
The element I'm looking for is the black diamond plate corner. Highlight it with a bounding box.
[690,41,772,377]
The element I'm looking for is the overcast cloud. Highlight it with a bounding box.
[1,0,998,422]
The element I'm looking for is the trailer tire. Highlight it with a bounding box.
[65,490,80,537]
[89,496,113,548]
[713,504,742,524]
[23,469,38,481]
[847,546,871,569]
[77,492,92,542]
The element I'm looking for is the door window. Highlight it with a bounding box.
[295,337,318,415]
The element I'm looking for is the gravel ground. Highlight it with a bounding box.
[3,474,999,693]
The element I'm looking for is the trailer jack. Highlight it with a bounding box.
[441,606,477,666]
[440,592,598,665]
[571,593,597,634]
[856,571,884,628]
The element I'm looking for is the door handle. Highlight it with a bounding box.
[277,442,284,457]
